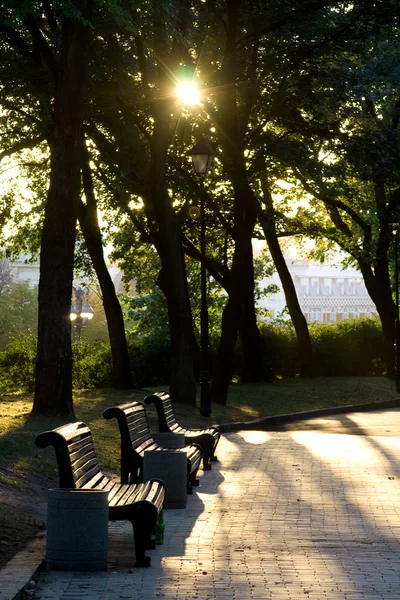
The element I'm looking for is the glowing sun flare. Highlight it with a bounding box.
[176,82,200,105]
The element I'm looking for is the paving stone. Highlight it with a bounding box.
[4,409,400,599]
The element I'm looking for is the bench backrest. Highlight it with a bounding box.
[144,391,177,432]
[103,401,154,455]
[35,421,102,489]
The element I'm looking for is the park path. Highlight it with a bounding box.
[7,409,400,599]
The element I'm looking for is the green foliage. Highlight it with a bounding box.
[72,340,113,389]
[0,316,388,391]
[127,333,171,387]
[0,281,38,349]
[308,317,386,377]
[258,321,299,380]
[120,289,170,339]
[0,333,36,392]
[0,335,114,392]
[258,316,386,379]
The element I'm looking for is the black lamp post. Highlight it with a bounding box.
[188,136,215,417]
[70,286,94,343]
[391,224,400,392]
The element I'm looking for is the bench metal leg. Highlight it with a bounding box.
[130,515,156,567]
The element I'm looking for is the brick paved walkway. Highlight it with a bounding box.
[16,410,400,599]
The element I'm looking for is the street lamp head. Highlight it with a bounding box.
[188,206,201,219]
[188,136,215,176]
[70,303,78,321]
[80,299,94,320]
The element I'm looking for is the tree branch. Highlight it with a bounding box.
[0,134,47,162]
[42,0,59,35]
[0,24,34,60]
[237,0,343,47]
[181,234,230,290]
[23,14,58,78]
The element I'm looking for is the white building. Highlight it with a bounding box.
[259,250,377,323]
[7,250,378,324]
[6,257,125,292]
[7,255,40,287]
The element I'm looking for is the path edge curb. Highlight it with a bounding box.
[218,398,400,433]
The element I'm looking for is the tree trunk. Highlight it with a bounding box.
[211,165,262,404]
[78,213,132,390]
[210,1,263,405]
[210,293,241,404]
[32,1,93,417]
[79,144,132,389]
[148,106,197,406]
[259,180,314,377]
[358,258,395,377]
[240,291,265,382]
[138,0,197,406]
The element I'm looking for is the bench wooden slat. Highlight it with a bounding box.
[81,470,105,490]
[108,484,132,505]
[144,391,221,470]
[35,421,166,568]
[72,465,99,483]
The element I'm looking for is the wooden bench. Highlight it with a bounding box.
[35,421,166,568]
[144,391,220,470]
[103,401,203,493]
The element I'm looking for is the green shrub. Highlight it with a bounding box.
[72,340,113,389]
[308,317,385,376]
[258,321,299,379]
[0,333,37,392]
[257,316,386,379]
[0,283,38,350]
[0,317,387,393]
[127,333,171,387]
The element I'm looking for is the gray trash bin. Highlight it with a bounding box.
[143,448,187,509]
[46,489,109,571]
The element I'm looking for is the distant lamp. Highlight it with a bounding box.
[70,286,94,343]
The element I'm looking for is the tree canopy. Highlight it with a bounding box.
[1,0,399,412]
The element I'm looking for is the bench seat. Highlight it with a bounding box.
[35,421,166,568]
[144,391,220,469]
[103,401,203,493]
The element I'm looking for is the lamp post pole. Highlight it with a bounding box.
[390,224,400,392]
[74,287,84,343]
[199,177,211,416]
[394,228,400,392]
[188,136,215,417]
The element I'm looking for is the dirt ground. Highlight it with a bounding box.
[0,466,49,569]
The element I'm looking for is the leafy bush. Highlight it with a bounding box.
[0,335,114,392]
[257,316,386,379]
[72,340,113,389]
[0,317,387,393]
[0,333,37,392]
[308,317,385,376]
[127,332,171,387]
[0,282,38,350]
[258,321,299,379]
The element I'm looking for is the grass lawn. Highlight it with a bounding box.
[0,376,396,568]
